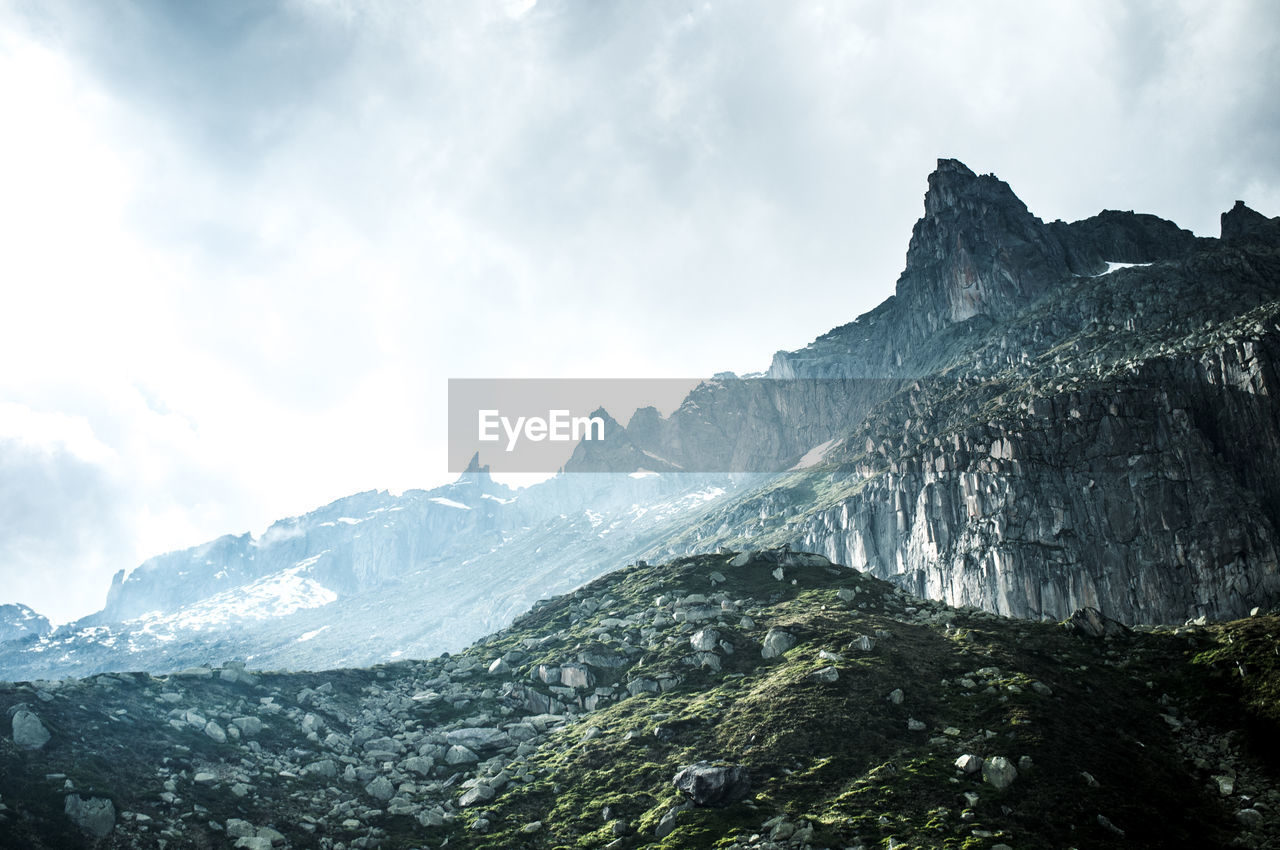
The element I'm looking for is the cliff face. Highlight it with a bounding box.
[644,164,1280,625]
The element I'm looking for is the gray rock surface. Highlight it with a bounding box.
[11,708,50,750]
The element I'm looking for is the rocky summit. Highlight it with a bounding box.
[1,552,1278,849]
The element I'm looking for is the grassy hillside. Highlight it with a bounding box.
[1,552,1277,849]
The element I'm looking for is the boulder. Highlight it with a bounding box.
[955,754,983,774]
[559,663,596,689]
[365,775,395,801]
[12,709,50,750]
[1063,607,1129,638]
[459,782,496,807]
[672,761,750,806]
[761,628,796,659]
[982,755,1018,790]
[445,744,479,765]
[690,628,720,652]
[64,794,115,838]
[445,727,512,751]
[810,666,839,683]
[231,716,263,736]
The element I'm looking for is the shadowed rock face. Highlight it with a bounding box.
[634,161,1280,626]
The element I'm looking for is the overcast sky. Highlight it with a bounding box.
[1,0,1277,624]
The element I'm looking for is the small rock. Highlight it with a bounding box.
[887,688,904,705]
[204,720,227,743]
[1213,774,1234,796]
[907,718,926,731]
[655,806,681,838]
[522,820,543,834]
[810,666,839,683]
[1237,808,1264,828]
[955,754,983,774]
[1097,813,1125,836]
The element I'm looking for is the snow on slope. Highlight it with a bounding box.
[128,555,338,644]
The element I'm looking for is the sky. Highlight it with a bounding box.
[1,0,1277,625]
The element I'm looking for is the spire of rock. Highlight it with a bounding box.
[464,451,488,475]
[894,159,1068,334]
[1221,199,1280,245]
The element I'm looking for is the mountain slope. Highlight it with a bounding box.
[5,159,1279,682]
[1,552,1276,849]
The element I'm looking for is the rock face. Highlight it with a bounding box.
[12,708,50,750]
[673,761,751,806]
[641,162,1280,626]
[64,794,115,838]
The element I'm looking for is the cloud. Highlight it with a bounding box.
[0,0,1277,621]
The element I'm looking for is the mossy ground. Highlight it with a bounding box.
[440,555,1279,849]
[1,555,1276,849]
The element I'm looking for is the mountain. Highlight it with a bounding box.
[1,551,1276,848]
[609,161,1280,625]
[0,605,52,644]
[0,461,746,681]
[3,159,1279,682]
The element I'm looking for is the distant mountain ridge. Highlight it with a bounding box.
[4,158,1279,680]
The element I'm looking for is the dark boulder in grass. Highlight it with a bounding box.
[673,761,750,806]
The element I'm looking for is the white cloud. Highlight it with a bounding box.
[0,0,1277,622]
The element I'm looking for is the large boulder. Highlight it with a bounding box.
[64,794,115,838]
[672,761,750,806]
[12,709,50,750]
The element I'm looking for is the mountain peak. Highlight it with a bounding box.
[464,451,488,475]
[1222,199,1280,245]
[897,160,1065,332]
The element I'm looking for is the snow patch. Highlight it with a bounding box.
[430,497,472,510]
[1095,261,1152,276]
[297,625,331,642]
